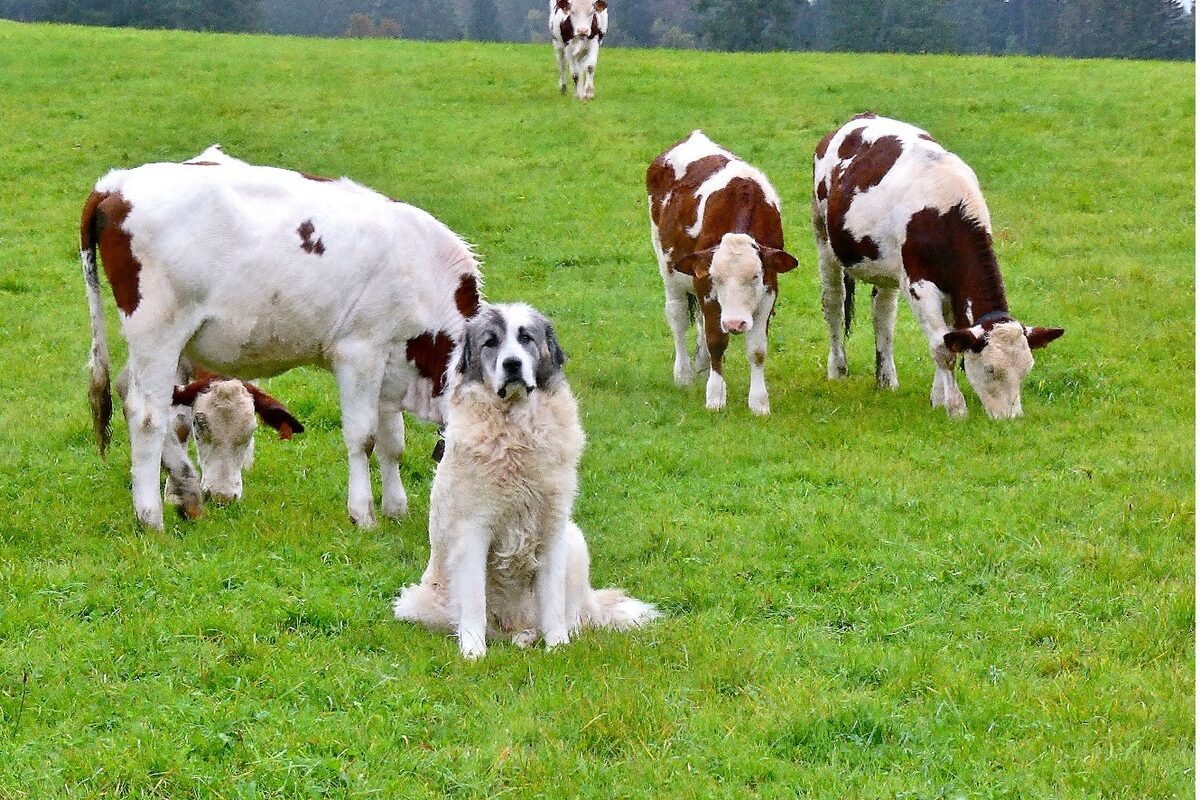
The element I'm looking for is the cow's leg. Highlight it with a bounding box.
[571,57,586,100]
[905,279,967,418]
[701,299,729,411]
[664,283,694,387]
[583,43,598,100]
[122,354,187,530]
[871,285,900,390]
[693,307,710,374]
[745,294,774,415]
[554,44,567,94]
[333,353,386,527]
[376,357,412,519]
[161,428,203,520]
[817,244,849,379]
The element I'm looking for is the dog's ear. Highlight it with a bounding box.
[536,318,567,390]
[455,327,471,375]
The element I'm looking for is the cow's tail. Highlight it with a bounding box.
[80,191,113,457]
[842,271,855,338]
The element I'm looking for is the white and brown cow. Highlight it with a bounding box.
[81,145,481,530]
[812,114,1063,419]
[550,0,608,100]
[115,360,303,517]
[648,131,799,415]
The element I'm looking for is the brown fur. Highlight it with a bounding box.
[297,219,326,256]
[406,331,456,397]
[455,274,481,319]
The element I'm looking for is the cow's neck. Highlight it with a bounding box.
[949,224,1009,328]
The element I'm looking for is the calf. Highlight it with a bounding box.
[81,145,481,529]
[115,361,303,516]
[647,131,798,414]
[550,0,607,100]
[812,114,1063,419]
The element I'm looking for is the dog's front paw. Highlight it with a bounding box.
[512,629,538,649]
[543,629,570,651]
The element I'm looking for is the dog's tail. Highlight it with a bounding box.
[392,580,454,632]
[582,588,661,631]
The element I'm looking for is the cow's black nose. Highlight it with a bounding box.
[502,357,521,374]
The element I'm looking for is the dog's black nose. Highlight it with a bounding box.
[502,357,521,374]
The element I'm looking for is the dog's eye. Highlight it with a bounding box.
[517,331,533,345]
[482,335,499,348]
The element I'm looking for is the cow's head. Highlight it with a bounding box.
[944,320,1064,419]
[673,232,798,334]
[558,0,606,39]
[173,379,303,503]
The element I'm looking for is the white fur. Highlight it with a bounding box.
[393,304,659,659]
[84,147,480,529]
[549,0,608,101]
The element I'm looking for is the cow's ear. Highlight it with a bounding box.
[944,329,987,354]
[244,383,304,440]
[1025,326,1064,350]
[172,378,214,407]
[555,0,569,10]
[673,248,715,278]
[760,247,799,274]
[594,0,607,11]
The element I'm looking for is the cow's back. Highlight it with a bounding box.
[814,115,991,279]
[92,159,480,384]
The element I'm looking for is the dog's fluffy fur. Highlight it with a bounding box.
[393,303,659,658]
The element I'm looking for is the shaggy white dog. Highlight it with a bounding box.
[393,303,659,659]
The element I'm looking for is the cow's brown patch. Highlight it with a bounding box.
[184,161,219,166]
[816,178,828,201]
[82,190,143,315]
[455,274,480,318]
[590,12,604,39]
[837,126,868,160]
[917,133,935,142]
[406,331,455,396]
[559,17,572,41]
[815,130,835,160]
[824,135,903,267]
[297,219,326,255]
[300,172,335,183]
[902,202,1008,328]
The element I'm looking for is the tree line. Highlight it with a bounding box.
[2,0,1193,60]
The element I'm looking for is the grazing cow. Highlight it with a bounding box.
[550,0,608,100]
[812,114,1064,419]
[81,145,481,529]
[115,360,303,516]
[647,131,799,415]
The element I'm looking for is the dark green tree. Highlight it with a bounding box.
[693,0,800,51]
[468,0,501,40]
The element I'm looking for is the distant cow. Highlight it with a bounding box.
[115,360,303,517]
[647,131,799,415]
[81,145,481,529]
[550,0,608,100]
[812,114,1063,418]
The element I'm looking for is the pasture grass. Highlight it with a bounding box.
[0,20,1193,798]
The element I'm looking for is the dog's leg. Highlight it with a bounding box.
[536,521,572,650]
[448,527,490,659]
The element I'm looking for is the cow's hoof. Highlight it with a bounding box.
[559,84,567,95]
[382,496,408,520]
[946,399,968,419]
[673,364,695,387]
[827,362,849,379]
[749,396,770,416]
[135,508,165,531]
[349,505,377,529]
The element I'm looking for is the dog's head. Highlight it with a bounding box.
[453,303,567,400]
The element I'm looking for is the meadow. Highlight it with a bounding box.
[0,19,1193,799]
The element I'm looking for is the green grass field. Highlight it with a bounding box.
[0,20,1193,799]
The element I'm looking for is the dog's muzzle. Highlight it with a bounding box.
[498,379,532,399]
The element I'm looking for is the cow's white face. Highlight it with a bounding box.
[961,322,1034,419]
[192,381,257,503]
[560,0,605,39]
[709,233,768,334]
